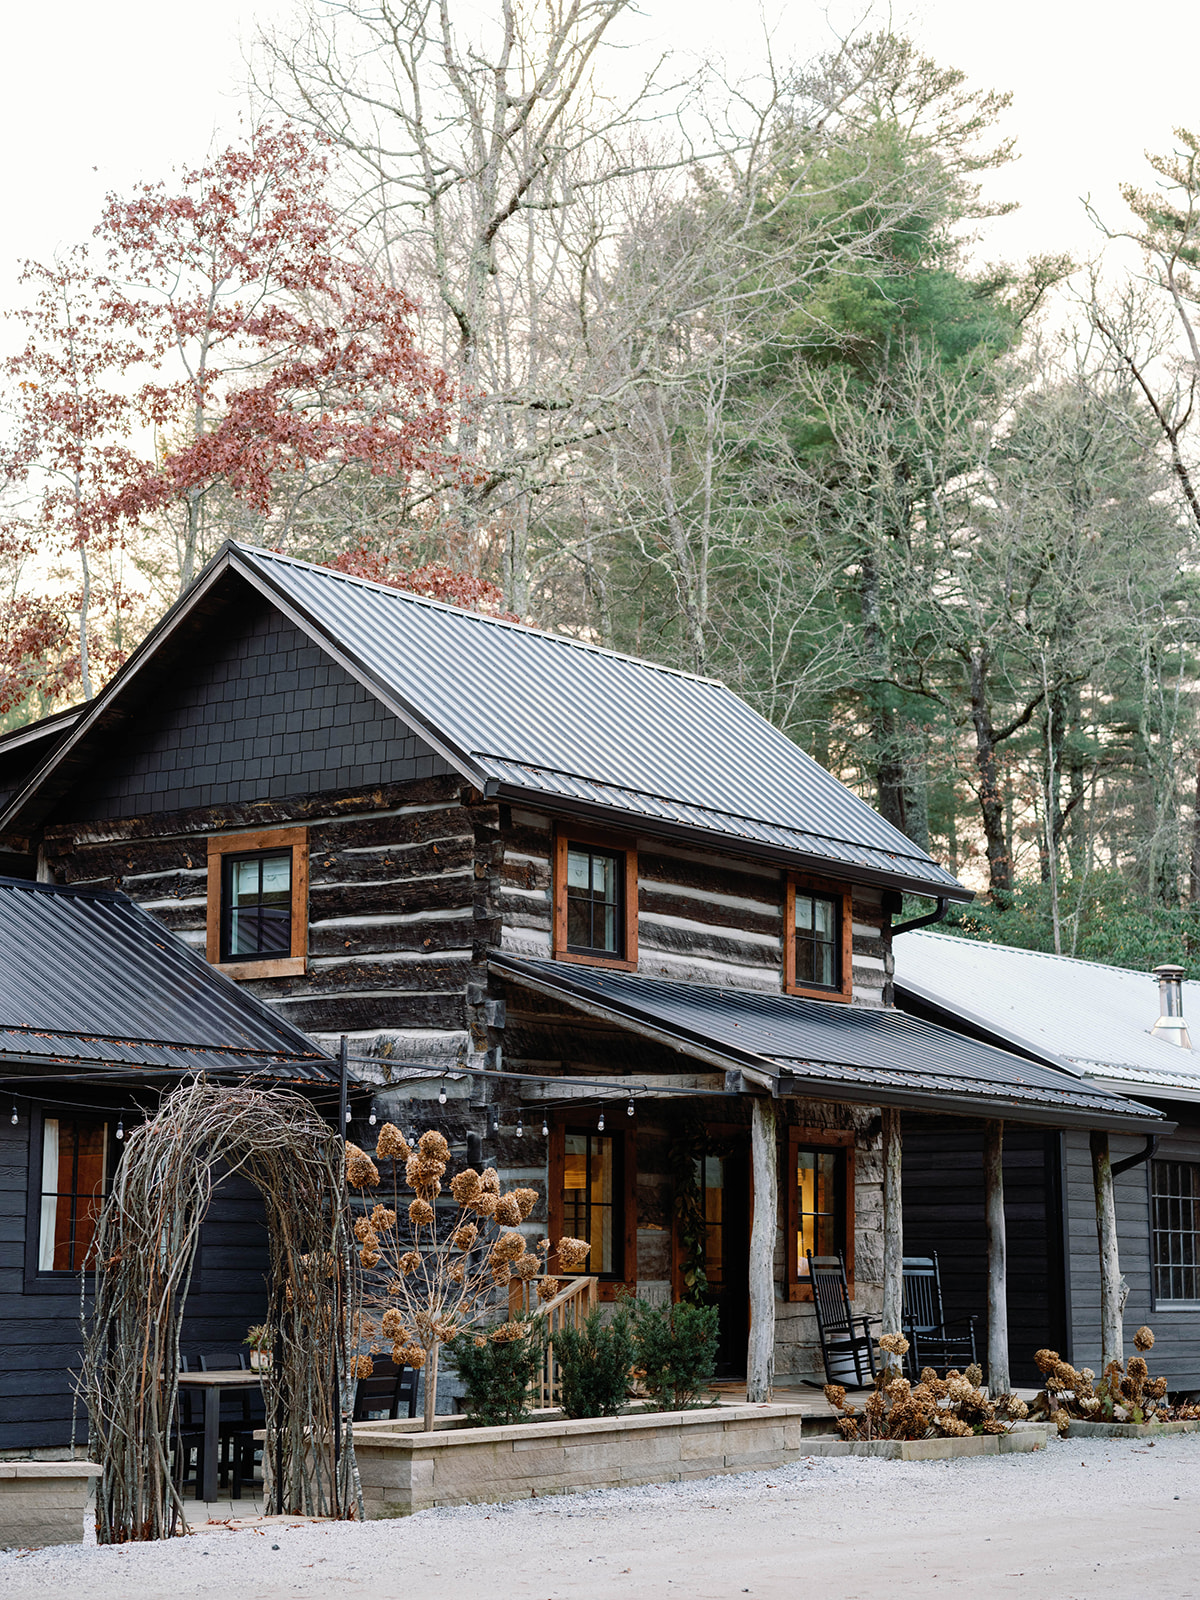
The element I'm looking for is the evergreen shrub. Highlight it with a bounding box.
[447,1313,545,1427]
[631,1298,720,1410]
[553,1304,636,1419]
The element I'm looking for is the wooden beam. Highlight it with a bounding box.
[984,1119,1010,1396]
[1090,1130,1125,1369]
[747,1096,778,1402]
[881,1107,903,1336]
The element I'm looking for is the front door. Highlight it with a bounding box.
[700,1140,751,1377]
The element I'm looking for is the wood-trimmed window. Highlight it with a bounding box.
[36,1112,113,1273]
[547,1116,637,1300]
[207,827,308,979]
[552,828,638,970]
[786,1126,855,1302]
[784,876,853,1001]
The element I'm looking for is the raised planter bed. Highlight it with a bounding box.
[0,1462,99,1549]
[352,1405,1049,1516]
[1064,1418,1200,1440]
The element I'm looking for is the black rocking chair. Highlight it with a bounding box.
[806,1251,879,1388]
[901,1254,979,1378]
[353,1357,420,1422]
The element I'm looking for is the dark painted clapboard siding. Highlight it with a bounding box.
[0,1112,272,1451]
[901,1123,1065,1386]
[1064,1122,1200,1388]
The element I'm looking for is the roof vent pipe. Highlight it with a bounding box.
[1151,964,1192,1049]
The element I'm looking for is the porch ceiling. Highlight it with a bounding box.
[489,955,1166,1132]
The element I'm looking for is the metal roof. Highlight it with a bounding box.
[0,877,335,1082]
[0,543,966,900]
[490,954,1163,1130]
[895,930,1200,1101]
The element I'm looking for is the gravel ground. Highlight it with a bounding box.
[3,1437,1198,1600]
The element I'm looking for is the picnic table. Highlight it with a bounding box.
[176,1368,262,1504]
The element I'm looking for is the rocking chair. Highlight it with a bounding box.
[901,1254,979,1379]
[806,1251,879,1388]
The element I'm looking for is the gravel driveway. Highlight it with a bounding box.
[3,1437,1198,1600]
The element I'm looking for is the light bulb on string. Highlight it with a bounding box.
[9,1100,18,1126]
[488,1107,499,1136]
[597,1110,605,1132]
[516,1112,524,1138]
[344,1105,352,1125]
[627,1098,635,1117]
[368,1102,378,1127]
[541,1117,549,1138]
[116,1114,125,1142]
[438,1084,448,1106]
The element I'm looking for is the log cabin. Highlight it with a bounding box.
[0,542,1163,1430]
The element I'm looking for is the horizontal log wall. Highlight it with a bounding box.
[495,809,891,1001]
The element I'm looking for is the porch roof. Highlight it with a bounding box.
[489,955,1165,1131]
[0,876,336,1084]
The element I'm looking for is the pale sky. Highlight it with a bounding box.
[2,0,1198,344]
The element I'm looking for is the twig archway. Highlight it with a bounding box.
[82,1078,361,1542]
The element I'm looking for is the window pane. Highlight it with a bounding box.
[793,890,838,989]
[226,851,292,959]
[796,1147,841,1278]
[567,849,591,890]
[39,1116,109,1272]
[564,844,623,956]
[795,895,814,933]
[561,1132,616,1275]
[1151,1160,1200,1302]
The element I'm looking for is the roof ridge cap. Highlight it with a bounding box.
[235,543,725,686]
[910,928,1197,982]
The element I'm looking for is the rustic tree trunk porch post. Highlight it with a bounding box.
[1090,1129,1124,1369]
[983,1119,1010,1395]
[747,1096,778,1402]
[881,1107,903,1336]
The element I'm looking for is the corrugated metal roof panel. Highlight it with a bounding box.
[234,546,964,896]
[491,954,1161,1128]
[0,877,334,1080]
[894,931,1200,1093]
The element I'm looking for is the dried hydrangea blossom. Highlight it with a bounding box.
[494,1194,523,1226]
[398,1250,421,1275]
[490,1230,526,1264]
[878,1332,909,1356]
[491,1264,512,1286]
[375,1123,410,1161]
[352,1354,374,1379]
[370,1205,397,1230]
[345,1143,380,1189]
[964,1363,983,1388]
[474,1192,499,1218]
[450,1168,482,1205]
[419,1130,450,1162]
[381,1308,406,1339]
[512,1188,538,1220]
[480,1167,501,1195]
[1134,1325,1155,1352]
[394,1340,425,1367]
[409,1198,435,1227]
[513,1252,541,1281]
[556,1236,591,1271]
[353,1216,375,1242]
[536,1276,562,1303]
[450,1222,478,1252]
[823,1384,847,1410]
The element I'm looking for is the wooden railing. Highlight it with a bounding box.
[511,1275,599,1409]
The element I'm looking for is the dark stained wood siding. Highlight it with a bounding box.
[901,1121,1066,1385]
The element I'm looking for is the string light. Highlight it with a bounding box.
[344,1105,352,1125]
[597,1110,605,1132]
[438,1085,448,1105]
[627,1098,635,1117]
[488,1107,499,1136]
[115,1114,125,1142]
[541,1117,549,1137]
[9,1100,17,1126]
[368,1101,378,1127]
[516,1111,524,1138]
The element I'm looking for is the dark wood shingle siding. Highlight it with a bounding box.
[71,593,454,823]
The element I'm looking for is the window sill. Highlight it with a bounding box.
[554,950,638,972]
[1150,1300,1200,1312]
[784,982,852,1004]
[213,956,307,981]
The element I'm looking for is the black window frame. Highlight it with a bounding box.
[564,842,626,960]
[220,847,294,965]
[558,1126,625,1282]
[1151,1157,1200,1306]
[792,888,842,993]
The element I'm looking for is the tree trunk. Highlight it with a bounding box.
[1090,1131,1124,1370]
[746,1097,778,1402]
[422,1343,439,1434]
[983,1120,1010,1396]
[969,647,1013,900]
[881,1107,903,1336]
[1189,758,1200,903]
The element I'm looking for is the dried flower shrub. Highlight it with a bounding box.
[824,1335,1026,1443]
[1028,1332,1199,1431]
[349,1123,588,1431]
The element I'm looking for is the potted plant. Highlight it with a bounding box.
[243,1324,272,1370]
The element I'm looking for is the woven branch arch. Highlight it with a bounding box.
[82,1078,361,1542]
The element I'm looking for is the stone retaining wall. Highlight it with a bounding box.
[0,1462,98,1549]
[352,1406,1049,1517]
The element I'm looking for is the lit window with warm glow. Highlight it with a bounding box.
[561,1131,618,1275]
[38,1116,109,1272]
[796,1147,841,1277]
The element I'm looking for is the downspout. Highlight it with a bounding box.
[890,896,950,936]
[1111,1134,1159,1178]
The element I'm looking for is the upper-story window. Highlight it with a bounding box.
[552,829,637,970]
[206,827,309,980]
[784,876,852,1001]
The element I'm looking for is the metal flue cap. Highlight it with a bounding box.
[1151,964,1192,1049]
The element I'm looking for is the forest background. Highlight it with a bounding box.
[4,0,1200,975]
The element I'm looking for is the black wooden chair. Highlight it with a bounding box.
[198,1352,260,1496]
[805,1251,879,1387]
[353,1357,420,1422]
[901,1255,979,1378]
[171,1357,209,1498]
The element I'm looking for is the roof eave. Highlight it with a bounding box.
[490,784,972,902]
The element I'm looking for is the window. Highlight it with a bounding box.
[38,1115,110,1272]
[786,1127,854,1300]
[206,827,308,978]
[784,878,852,1001]
[552,829,637,969]
[548,1119,636,1297]
[1151,1159,1200,1303]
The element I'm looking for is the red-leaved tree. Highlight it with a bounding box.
[325,543,517,620]
[96,124,461,594]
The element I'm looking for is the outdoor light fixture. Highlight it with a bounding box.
[627,1097,635,1117]
[116,1114,125,1142]
[438,1085,448,1105]
[488,1107,499,1136]
[344,1105,352,1125]
[368,1102,378,1127]
[9,1100,17,1126]
[516,1112,524,1137]
[541,1117,549,1137]
[597,1110,605,1132]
